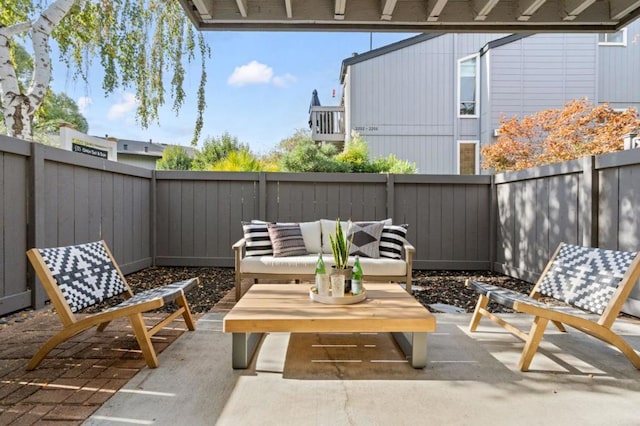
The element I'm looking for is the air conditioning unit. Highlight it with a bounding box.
[493,128,502,137]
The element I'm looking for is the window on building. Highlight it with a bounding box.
[598,29,627,46]
[458,141,478,175]
[458,54,479,117]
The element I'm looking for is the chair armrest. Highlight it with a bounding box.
[403,242,415,293]
[403,242,415,262]
[233,238,246,301]
[232,238,246,251]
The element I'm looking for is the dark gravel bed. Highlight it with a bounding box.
[83,266,236,314]
[84,267,533,315]
[412,270,535,313]
[0,267,544,324]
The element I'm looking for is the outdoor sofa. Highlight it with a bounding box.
[233,219,414,300]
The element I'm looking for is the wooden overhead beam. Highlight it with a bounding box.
[562,0,597,20]
[335,0,346,20]
[190,0,212,19]
[381,0,399,20]
[610,0,640,20]
[474,0,500,21]
[235,0,248,18]
[427,0,450,21]
[517,0,547,21]
[284,0,293,18]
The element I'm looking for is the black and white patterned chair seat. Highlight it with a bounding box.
[39,241,129,313]
[105,279,198,312]
[538,244,637,315]
[467,281,588,316]
[469,244,637,316]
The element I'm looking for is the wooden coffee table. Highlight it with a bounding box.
[223,283,437,369]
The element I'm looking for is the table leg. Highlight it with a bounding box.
[391,332,428,369]
[232,332,264,369]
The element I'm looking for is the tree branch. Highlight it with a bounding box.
[28,0,76,110]
[0,22,32,38]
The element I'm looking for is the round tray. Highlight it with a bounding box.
[309,287,367,305]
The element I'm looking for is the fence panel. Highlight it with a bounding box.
[394,175,492,270]
[40,146,154,274]
[597,149,640,316]
[0,137,30,315]
[494,161,583,282]
[154,172,259,266]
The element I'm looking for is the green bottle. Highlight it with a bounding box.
[351,255,363,295]
[315,253,326,275]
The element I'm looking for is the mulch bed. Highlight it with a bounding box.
[84,267,533,315]
[83,267,236,314]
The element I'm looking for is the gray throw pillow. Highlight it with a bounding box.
[347,221,385,258]
[267,223,308,257]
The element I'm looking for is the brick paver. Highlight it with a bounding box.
[0,290,232,426]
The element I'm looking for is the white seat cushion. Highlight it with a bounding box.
[240,254,406,276]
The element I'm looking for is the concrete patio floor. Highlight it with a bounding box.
[86,308,640,425]
[2,288,639,425]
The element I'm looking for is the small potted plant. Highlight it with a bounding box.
[329,219,353,294]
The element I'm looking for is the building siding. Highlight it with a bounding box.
[346,33,501,174]
[342,25,639,175]
[598,20,640,110]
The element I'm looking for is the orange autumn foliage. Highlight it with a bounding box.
[481,99,640,172]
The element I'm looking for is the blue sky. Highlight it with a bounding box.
[50,31,416,154]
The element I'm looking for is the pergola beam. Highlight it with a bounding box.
[335,0,346,20]
[191,0,212,19]
[563,0,597,20]
[517,0,547,21]
[381,0,399,20]
[235,0,248,18]
[285,0,293,18]
[474,0,500,21]
[427,0,450,21]
[610,0,640,20]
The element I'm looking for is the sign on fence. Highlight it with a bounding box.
[60,127,117,161]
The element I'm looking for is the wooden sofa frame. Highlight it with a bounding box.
[233,238,415,301]
[26,240,198,370]
[467,242,640,372]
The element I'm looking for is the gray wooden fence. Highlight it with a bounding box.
[494,149,640,315]
[154,172,492,270]
[2,134,640,317]
[0,136,154,315]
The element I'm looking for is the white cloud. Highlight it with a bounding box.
[107,92,138,120]
[77,96,92,113]
[227,60,296,88]
[228,61,273,86]
[272,73,297,88]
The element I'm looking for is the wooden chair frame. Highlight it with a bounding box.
[26,241,198,370]
[468,243,640,371]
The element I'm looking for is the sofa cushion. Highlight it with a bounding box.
[347,220,384,258]
[242,221,273,256]
[298,220,322,254]
[240,254,406,276]
[380,224,408,259]
[267,223,308,257]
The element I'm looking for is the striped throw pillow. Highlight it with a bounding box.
[242,221,273,256]
[267,223,308,257]
[379,224,408,259]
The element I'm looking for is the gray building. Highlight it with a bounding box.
[97,136,196,170]
[312,23,640,174]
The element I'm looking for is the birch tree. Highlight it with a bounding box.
[0,0,209,144]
